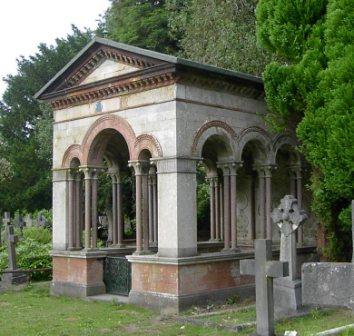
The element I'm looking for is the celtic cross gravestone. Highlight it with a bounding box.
[272,195,307,317]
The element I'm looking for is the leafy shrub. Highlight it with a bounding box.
[0,227,52,281]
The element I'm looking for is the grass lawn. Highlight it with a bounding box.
[0,283,353,336]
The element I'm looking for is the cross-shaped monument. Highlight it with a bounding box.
[1,212,27,286]
[271,195,307,318]
[240,239,289,336]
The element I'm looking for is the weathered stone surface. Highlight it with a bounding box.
[302,262,353,309]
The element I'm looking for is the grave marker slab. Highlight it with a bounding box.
[240,239,289,336]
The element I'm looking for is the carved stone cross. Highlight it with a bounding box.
[271,195,307,280]
[240,239,289,336]
[6,221,19,271]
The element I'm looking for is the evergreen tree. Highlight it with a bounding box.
[257,0,353,260]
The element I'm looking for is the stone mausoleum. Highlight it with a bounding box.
[36,37,318,312]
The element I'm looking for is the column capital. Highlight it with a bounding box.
[79,166,102,179]
[217,161,242,175]
[128,160,150,175]
[254,164,277,177]
[289,165,302,179]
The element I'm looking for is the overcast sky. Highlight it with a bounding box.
[0,0,111,99]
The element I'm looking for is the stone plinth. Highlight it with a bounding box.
[127,252,255,314]
[302,262,353,309]
[51,250,106,297]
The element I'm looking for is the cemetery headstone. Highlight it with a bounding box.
[37,214,47,227]
[1,213,28,285]
[240,239,289,336]
[18,215,25,236]
[24,214,33,228]
[271,195,307,318]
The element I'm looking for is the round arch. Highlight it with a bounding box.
[269,134,300,165]
[190,120,237,159]
[236,126,271,163]
[133,134,163,160]
[81,115,136,165]
[61,144,83,168]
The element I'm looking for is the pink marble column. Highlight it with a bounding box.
[264,166,274,240]
[83,168,92,249]
[221,165,231,250]
[116,175,124,247]
[209,177,216,241]
[111,173,117,245]
[230,163,241,251]
[148,169,154,245]
[152,168,158,245]
[91,169,98,249]
[142,171,150,252]
[219,182,224,241]
[74,173,82,248]
[67,170,75,250]
[215,178,220,241]
[129,162,143,254]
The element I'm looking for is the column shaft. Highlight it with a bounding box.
[111,175,117,245]
[135,173,142,254]
[68,173,75,250]
[209,178,216,241]
[220,183,224,240]
[75,176,81,248]
[142,174,150,251]
[215,179,220,241]
[91,173,98,248]
[230,169,237,250]
[148,177,154,245]
[152,177,158,244]
[84,171,92,249]
[117,178,123,246]
[223,169,231,250]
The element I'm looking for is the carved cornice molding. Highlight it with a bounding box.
[49,71,177,110]
[179,74,264,100]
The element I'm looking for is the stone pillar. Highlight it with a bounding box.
[220,182,224,241]
[53,169,69,250]
[209,177,216,241]
[129,162,143,255]
[67,169,75,250]
[142,169,150,253]
[148,168,154,245]
[215,178,220,241]
[154,157,198,258]
[230,163,241,251]
[220,164,231,250]
[83,168,92,250]
[152,167,158,245]
[116,174,124,247]
[74,173,82,249]
[91,169,98,249]
[352,200,354,263]
[111,172,118,245]
[264,166,274,240]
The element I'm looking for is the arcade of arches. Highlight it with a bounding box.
[37,38,318,312]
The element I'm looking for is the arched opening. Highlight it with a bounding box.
[239,140,268,245]
[197,134,234,251]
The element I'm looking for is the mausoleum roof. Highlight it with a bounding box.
[35,37,263,109]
